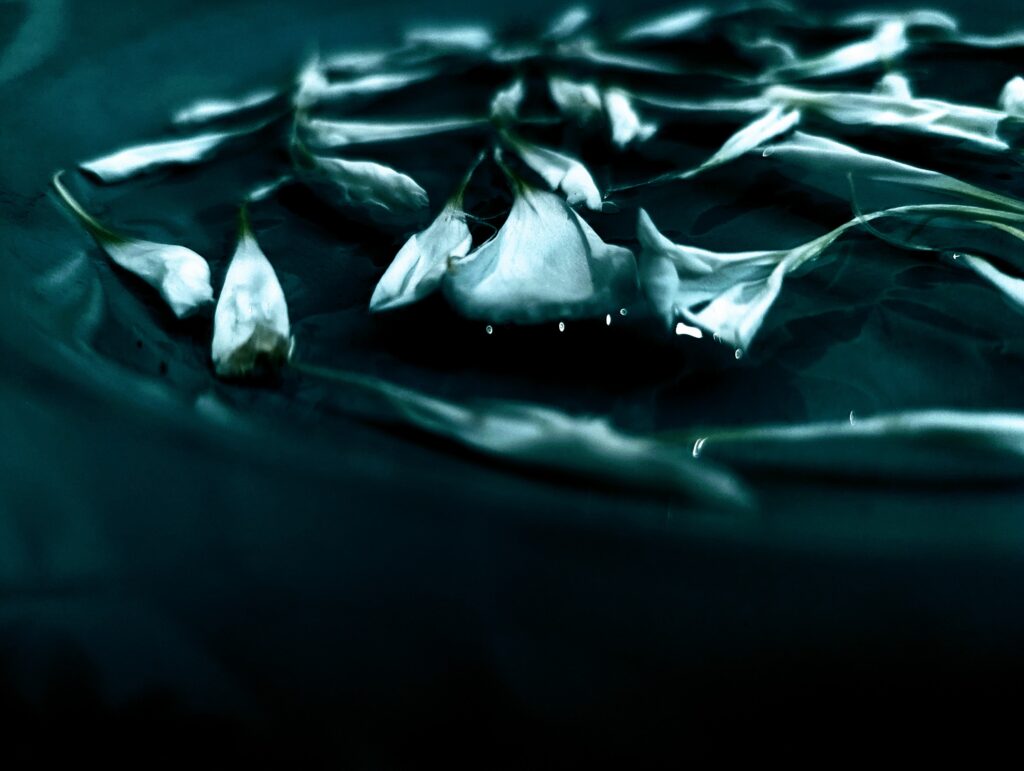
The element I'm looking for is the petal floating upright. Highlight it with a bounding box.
[212,208,291,378]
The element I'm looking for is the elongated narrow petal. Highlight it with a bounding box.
[506,134,601,209]
[767,20,907,81]
[300,153,429,224]
[762,132,1024,214]
[212,212,291,377]
[544,6,591,41]
[548,75,603,122]
[80,129,241,183]
[685,105,800,178]
[172,88,279,126]
[603,88,657,147]
[405,24,493,52]
[301,115,486,149]
[766,84,1010,151]
[445,185,636,323]
[295,60,439,109]
[687,410,1024,483]
[619,6,712,43]
[298,366,749,507]
[52,173,213,318]
[370,203,472,311]
[873,73,913,99]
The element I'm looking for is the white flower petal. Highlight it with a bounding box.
[80,129,242,183]
[544,6,591,41]
[685,105,800,177]
[603,88,657,147]
[619,6,712,43]
[444,185,636,323]
[506,134,601,209]
[405,24,493,52]
[490,78,525,122]
[370,203,472,312]
[301,115,485,149]
[1000,76,1024,117]
[52,173,213,319]
[212,212,291,377]
[300,153,429,224]
[873,73,913,99]
[767,20,907,81]
[548,75,603,122]
[172,88,279,126]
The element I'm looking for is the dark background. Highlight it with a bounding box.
[3,0,1024,763]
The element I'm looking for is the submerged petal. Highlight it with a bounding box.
[212,210,291,377]
[445,185,636,323]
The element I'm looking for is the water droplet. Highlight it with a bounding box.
[485,324,493,335]
[692,437,707,458]
[951,253,960,261]
[558,321,566,332]
[674,322,703,339]
[734,348,743,360]
[605,314,612,326]
[619,308,628,316]
[762,147,775,157]
[713,333,721,343]
[849,410,857,425]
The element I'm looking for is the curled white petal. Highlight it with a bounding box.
[685,105,800,177]
[767,20,908,81]
[172,88,279,126]
[52,173,213,318]
[80,129,242,183]
[619,6,712,43]
[212,214,291,377]
[490,78,525,122]
[300,153,429,224]
[506,134,601,210]
[444,185,636,323]
[873,73,913,99]
[545,6,591,40]
[1000,77,1024,117]
[370,203,472,312]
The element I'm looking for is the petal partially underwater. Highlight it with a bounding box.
[212,210,291,378]
[445,186,636,323]
[504,133,602,210]
[297,152,429,225]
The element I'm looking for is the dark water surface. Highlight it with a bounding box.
[3,0,1024,761]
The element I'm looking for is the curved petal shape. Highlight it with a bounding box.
[445,186,636,323]
[212,211,291,378]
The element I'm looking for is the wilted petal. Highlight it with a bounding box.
[212,210,291,378]
[490,78,525,122]
[766,84,1010,151]
[298,366,749,506]
[301,115,486,149]
[767,20,907,81]
[685,105,800,177]
[637,208,852,350]
[80,129,243,183]
[172,88,280,126]
[544,6,591,41]
[295,59,439,109]
[873,72,913,99]
[445,185,636,323]
[299,152,429,224]
[405,24,493,52]
[505,133,601,209]
[603,88,657,147]
[1000,77,1024,117]
[548,75,603,122]
[619,6,712,43]
[52,173,213,318]
[370,202,472,311]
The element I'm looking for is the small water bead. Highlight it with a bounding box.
[485,324,493,335]
[849,410,857,426]
[619,308,627,316]
[558,321,565,332]
[734,348,743,360]
[605,314,612,326]
[762,147,775,158]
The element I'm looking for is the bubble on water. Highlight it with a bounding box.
[619,308,628,316]
[558,321,565,332]
[485,324,493,335]
[734,348,743,360]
